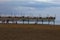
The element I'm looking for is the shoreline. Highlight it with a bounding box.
[0,23,60,30]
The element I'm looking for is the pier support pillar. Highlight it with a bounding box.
[15,21,17,24]
[27,18,29,24]
[35,19,38,24]
[53,20,55,25]
[23,20,24,24]
[48,20,50,24]
[42,20,43,24]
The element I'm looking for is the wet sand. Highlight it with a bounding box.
[0,24,60,40]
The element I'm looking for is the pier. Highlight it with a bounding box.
[0,16,56,24]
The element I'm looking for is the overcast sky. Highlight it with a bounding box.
[0,0,60,21]
[0,0,60,3]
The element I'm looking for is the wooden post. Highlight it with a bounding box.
[48,19,50,24]
[23,18,25,24]
[28,17,29,24]
[35,20,37,24]
[23,16,24,24]
[35,17,38,24]
[48,21,50,25]
[16,20,17,24]
[37,17,38,24]
[53,15,56,25]
[53,20,55,25]
[12,19,14,24]
[23,19,24,24]
[42,20,43,24]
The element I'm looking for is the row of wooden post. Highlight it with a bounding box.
[0,17,55,25]
[0,19,55,25]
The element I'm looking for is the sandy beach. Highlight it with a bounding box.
[0,24,60,40]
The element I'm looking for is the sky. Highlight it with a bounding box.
[0,0,60,22]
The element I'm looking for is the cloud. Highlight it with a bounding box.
[52,0,60,2]
[0,0,34,1]
[1,1,60,9]
[0,0,8,1]
[0,0,60,20]
[0,0,60,4]
[0,1,60,13]
[0,0,57,2]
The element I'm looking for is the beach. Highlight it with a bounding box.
[0,24,60,40]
